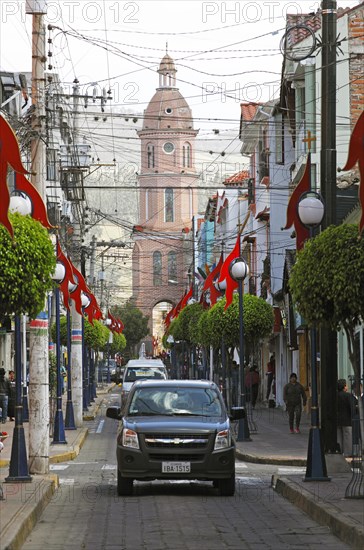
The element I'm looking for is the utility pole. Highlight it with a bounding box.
[320,0,338,454]
[69,79,84,427]
[27,0,50,475]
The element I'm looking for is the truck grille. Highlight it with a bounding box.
[149,453,204,461]
[144,433,210,449]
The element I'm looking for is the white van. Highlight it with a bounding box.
[121,358,168,406]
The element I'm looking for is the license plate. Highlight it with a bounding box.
[162,461,191,473]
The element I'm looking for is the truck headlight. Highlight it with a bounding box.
[214,429,231,450]
[122,428,139,449]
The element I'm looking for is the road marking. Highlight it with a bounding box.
[50,464,69,471]
[236,477,265,484]
[101,464,117,470]
[235,463,248,470]
[278,467,306,474]
[96,419,105,433]
[66,462,98,465]
[59,478,76,485]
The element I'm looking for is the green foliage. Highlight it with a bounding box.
[0,213,56,318]
[84,319,109,351]
[111,300,149,353]
[50,315,68,346]
[186,303,205,345]
[201,294,274,355]
[289,224,364,332]
[197,309,213,347]
[107,331,127,355]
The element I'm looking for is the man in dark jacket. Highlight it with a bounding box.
[337,379,357,457]
[283,373,307,433]
[0,368,11,424]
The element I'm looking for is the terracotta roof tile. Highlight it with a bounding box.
[240,103,262,122]
[223,170,250,185]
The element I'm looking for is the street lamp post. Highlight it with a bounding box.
[52,264,67,445]
[297,191,330,481]
[229,257,251,442]
[5,315,32,482]
[65,307,76,429]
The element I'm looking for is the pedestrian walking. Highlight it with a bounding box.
[0,368,11,424]
[245,365,260,408]
[337,378,357,457]
[7,370,16,421]
[266,353,275,400]
[283,373,307,434]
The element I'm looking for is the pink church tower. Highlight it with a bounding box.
[132,53,199,350]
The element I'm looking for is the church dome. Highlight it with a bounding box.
[142,89,194,131]
[141,54,195,132]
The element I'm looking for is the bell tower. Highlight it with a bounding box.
[132,54,199,352]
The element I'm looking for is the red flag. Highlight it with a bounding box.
[180,284,193,311]
[84,292,102,325]
[108,310,123,333]
[15,173,53,229]
[209,283,223,306]
[172,294,185,320]
[341,110,364,233]
[164,308,173,329]
[283,153,311,250]
[116,319,124,333]
[0,115,29,236]
[68,262,92,316]
[218,234,240,310]
[57,241,76,310]
[202,253,223,293]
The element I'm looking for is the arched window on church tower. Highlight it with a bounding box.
[153,251,162,286]
[183,143,191,168]
[168,251,177,284]
[165,188,174,222]
[147,143,155,168]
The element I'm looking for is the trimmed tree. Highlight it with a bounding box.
[207,294,274,362]
[112,300,149,358]
[0,212,55,317]
[289,223,364,451]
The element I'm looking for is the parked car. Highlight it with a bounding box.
[99,359,117,382]
[121,358,168,405]
[106,379,244,496]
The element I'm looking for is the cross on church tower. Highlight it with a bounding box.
[302,130,316,151]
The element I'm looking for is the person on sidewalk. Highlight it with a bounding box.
[337,379,357,457]
[0,368,11,424]
[245,365,260,408]
[283,373,307,433]
[266,353,275,401]
[7,370,16,421]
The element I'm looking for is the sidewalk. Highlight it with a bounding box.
[1,397,363,549]
[235,405,364,549]
[0,385,113,550]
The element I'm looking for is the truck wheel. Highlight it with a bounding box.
[218,473,235,496]
[117,470,133,496]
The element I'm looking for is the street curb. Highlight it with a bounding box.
[1,475,58,550]
[1,429,89,468]
[235,449,306,467]
[272,475,364,549]
[49,428,89,464]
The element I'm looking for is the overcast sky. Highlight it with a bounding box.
[1,1,358,122]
